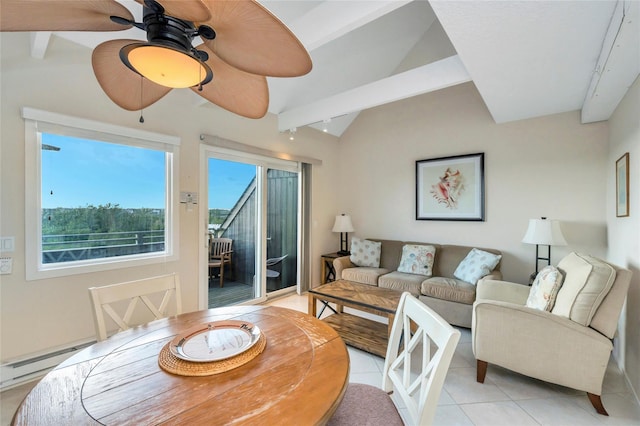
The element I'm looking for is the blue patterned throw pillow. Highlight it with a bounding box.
[453,248,501,285]
[349,237,382,267]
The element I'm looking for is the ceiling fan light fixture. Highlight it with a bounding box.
[120,43,213,89]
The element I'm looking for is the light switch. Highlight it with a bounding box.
[0,237,15,252]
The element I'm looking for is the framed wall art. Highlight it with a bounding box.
[416,153,485,221]
[616,152,629,217]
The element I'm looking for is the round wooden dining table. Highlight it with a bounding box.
[12,305,350,425]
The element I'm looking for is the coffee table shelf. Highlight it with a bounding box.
[308,280,402,358]
[322,313,389,358]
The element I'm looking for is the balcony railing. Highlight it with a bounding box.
[42,230,165,264]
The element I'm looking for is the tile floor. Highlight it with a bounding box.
[269,293,640,426]
[2,292,640,426]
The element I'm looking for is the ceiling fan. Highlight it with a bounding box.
[0,0,312,119]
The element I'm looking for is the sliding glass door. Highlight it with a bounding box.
[201,147,300,309]
[207,157,257,307]
[266,168,298,295]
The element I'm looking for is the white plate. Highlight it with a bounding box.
[169,320,262,362]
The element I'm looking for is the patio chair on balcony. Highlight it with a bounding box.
[266,254,288,278]
[209,237,233,288]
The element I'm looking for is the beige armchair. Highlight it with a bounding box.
[472,253,632,416]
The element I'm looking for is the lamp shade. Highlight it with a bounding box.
[120,43,213,89]
[332,214,354,233]
[522,219,567,246]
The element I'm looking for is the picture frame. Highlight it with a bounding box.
[416,153,485,221]
[616,152,629,217]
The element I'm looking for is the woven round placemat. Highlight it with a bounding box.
[158,333,267,376]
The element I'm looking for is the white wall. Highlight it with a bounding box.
[0,33,341,360]
[337,81,609,283]
[607,75,640,400]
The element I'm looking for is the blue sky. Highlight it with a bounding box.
[41,133,255,210]
[208,158,255,210]
[42,134,166,209]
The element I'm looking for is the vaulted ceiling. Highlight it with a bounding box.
[26,1,640,137]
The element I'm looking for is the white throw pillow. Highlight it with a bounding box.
[526,265,564,311]
[397,244,436,276]
[349,237,381,268]
[552,252,616,325]
[453,248,501,285]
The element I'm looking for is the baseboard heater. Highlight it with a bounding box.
[1,340,95,391]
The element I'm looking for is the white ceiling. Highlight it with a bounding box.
[35,1,640,136]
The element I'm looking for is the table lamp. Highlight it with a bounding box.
[522,217,567,282]
[332,214,354,255]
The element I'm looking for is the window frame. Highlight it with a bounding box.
[23,107,180,280]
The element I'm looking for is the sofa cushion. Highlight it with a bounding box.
[397,244,436,276]
[342,267,389,286]
[350,237,382,267]
[378,271,426,296]
[421,277,476,305]
[552,252,616,326]
[526,265,564,311]
[453,248,502,284]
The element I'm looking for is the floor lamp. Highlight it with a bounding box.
[522,217,567,283]
[332,214,354,256]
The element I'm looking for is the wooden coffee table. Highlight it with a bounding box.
[308,279,402,357]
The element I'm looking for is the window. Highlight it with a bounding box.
[24,108,179,279]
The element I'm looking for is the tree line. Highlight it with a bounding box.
[42,204,231,236]
[42,204,164,236]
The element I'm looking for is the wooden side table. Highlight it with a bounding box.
[321,252,342,284]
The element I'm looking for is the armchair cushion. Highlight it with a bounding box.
[526,265,564,311]
[552,252,616,326]
[454,248,502,284]
[397,244,436,276]
[350,237,382,267]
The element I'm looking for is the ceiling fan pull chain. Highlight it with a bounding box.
[139,76,145,123]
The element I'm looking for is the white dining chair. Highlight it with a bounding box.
[328,292,461,426]
[88,273,182,341]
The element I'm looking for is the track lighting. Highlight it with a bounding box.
[322,118,331,133]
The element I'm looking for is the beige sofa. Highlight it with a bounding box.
[333,239,502,328]
[473,252,632,416]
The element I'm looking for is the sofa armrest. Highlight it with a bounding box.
[476,279,529,305]
[333,256,354,280]
[473,300,613,394]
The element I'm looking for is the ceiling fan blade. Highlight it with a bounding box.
[92,40,172,111]
[0,0,133,32]
[134,0,210,23]
[200,0,311,78]
[192,44,268,119]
